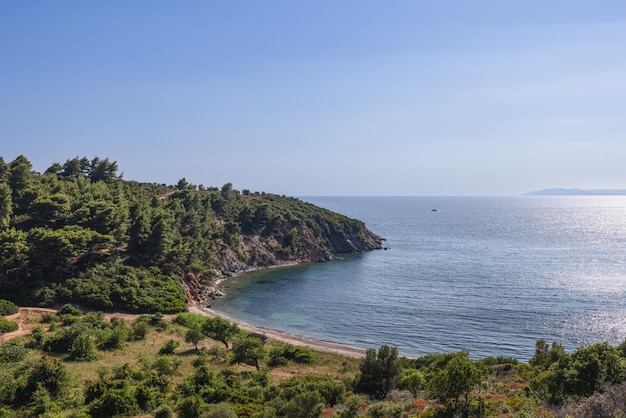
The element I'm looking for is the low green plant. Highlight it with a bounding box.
[0,318,18,334]
[157,339,178,356]
[0,340,28,362]
[0,299,18,316]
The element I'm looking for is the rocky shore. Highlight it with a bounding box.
[183,227,384,303]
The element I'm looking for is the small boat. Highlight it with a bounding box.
[431,209,437,212]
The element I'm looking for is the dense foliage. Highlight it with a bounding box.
[0,155,380,312]
[0,299,18,315]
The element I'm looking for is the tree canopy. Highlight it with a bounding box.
[0,155,382,312]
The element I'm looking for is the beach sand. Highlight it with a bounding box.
[188,304,366,358]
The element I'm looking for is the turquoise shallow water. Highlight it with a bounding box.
[211,196,626,361]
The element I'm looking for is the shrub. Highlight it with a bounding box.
[268,347,289,367]
[28,326,45,349]
[268,344,315,367]
[159,339,179,355]
[130,317,149,340]
[57,304,82,317]
[154,404,174,418]
[0,318,18,334]
[281,344,315,364]
[152,356,181,376]
[0,299,18,316]
[150,313,168,330]
[398,370,424,395]
[41,313,58,324]
[201,403,237,418]
[207,345,228,360]
[173,312,206,329]
[278,390,324,417]
[425,355,489,416]
[193,349,209,367]
[88,387,139,418]
[97,323,130,350]
[69,333,99,361]
[0,340,28,362]
[337,394,366,418]
[366,401,403,418]
[23,357,72,402]
[481,356,519,366]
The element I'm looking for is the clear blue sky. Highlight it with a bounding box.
[2,1,625,196]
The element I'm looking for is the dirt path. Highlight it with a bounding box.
[0,307,145,342]
[1,307,56,342]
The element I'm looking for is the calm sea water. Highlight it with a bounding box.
[211,196,626,361]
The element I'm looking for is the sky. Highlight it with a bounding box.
[1,1,625,196]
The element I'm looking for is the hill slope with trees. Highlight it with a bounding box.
[0,155,383,313]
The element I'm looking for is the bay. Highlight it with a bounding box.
[210,196,626,361]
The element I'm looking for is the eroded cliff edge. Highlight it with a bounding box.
[184,197,385,302]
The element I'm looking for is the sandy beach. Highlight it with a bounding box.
[188,304,366,358]
[2,303,366,359]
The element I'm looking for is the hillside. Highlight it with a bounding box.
[0,155,383,312]
[5,156,626,417]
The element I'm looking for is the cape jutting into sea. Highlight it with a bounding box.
[210,196,626,361]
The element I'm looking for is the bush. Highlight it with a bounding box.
[0,340,28,362]
[337,394,366,418]
[57,304,82,317]
[0,299,18,316]
[0,318,18,334]
[130,317,149,340]
[366,401,403,418]
[41,313,58,324]
[425,355,489,416]
[154,404,174,418]
[268,347,289,367]
[268,344,315,367]
[97,323,130,350]
[152,356,181,376]
[398,370,424,395]
[481,355,519,366]
[150,313,168,330]
[69,333,99,361]
[281,344,315,364]
[173,312,206,329]
[278,390,324,417]
[201,403,237,418]
[88,387,139,418]
[159,339,179,355]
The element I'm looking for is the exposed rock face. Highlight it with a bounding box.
[184,219,384,303]
[214,227,383,278]
[325,229,384,253]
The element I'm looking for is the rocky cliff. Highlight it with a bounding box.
[184,207,384,302]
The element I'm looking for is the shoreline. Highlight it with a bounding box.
[198,258,371,358]
[5,305,366,358]
[188,304,366,358]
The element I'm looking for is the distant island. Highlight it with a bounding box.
[525,188,626,196]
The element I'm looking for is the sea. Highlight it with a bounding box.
[210,196,626,361]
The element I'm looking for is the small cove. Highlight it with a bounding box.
[211,196,626,361]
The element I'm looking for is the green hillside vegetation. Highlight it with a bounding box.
[3,308,626,417]
[0,155,382,312]
[4,155,626,416]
